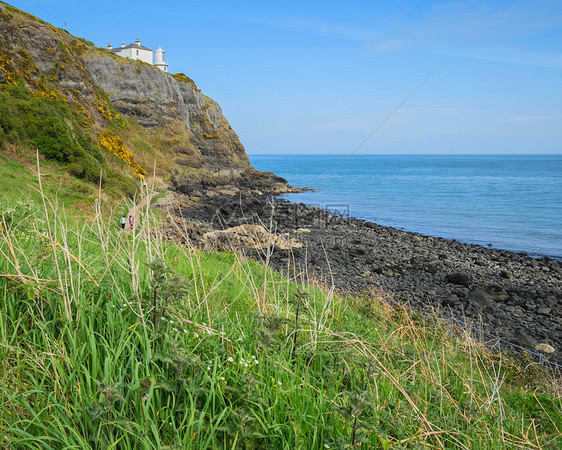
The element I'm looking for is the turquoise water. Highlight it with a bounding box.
[249,154,562,259]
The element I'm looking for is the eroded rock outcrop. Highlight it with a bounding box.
[202,224,302,251]
[172,168,303,197]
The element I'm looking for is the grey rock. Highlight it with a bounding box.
[442,296,459,307]
[85,56,199,128]
[467,287,494,308]
[492,293,509,302]
[512,330,538,349]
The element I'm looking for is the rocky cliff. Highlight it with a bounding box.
[0,1,250,190]
[83,56,249,170]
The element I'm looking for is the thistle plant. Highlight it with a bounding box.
[146,258,191,329]
[290,287,308,359]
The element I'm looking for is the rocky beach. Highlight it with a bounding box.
[155,170,562,367]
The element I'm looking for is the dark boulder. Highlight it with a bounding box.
[510,330,538,349]
[500,269,512,279]
[445,273,471,286]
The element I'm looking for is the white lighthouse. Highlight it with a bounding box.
[107,39,169,72]
[154,46,168,72]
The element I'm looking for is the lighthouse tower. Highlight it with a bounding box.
[154,46,168,72]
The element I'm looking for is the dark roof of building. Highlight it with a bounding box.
[110,42,152,52]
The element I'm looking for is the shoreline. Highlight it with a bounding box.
[280,193,562,262]
[251,153,562,262]
[156,174,562,366]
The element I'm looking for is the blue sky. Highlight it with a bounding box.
[8,0,562,154]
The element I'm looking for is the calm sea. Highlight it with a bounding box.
[249,154,562,259]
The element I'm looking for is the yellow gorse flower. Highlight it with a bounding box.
[97,130,145,177]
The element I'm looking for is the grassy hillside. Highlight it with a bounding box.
[0,178,561,449]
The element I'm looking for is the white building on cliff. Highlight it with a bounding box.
[107,39,168,72]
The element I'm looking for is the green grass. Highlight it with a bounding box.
[0,181,561,449]
[0,153,99,212]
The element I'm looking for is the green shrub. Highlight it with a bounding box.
[68,159,102,183]
[104,170,137,196]
[0,82,137,193]
[30,117,76,161]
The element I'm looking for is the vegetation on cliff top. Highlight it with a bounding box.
[0,1,247,202]
[173,72,200,90]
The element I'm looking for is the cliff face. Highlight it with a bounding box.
[83,56,249,169]
[84,56,201,128]
[0,1,249,188]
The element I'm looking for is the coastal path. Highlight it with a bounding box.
[124,192,155,232]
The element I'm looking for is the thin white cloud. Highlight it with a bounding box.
[506,116,542,122]
[372,1,562,68]
[504,112,562,122]
[157,6,373,41]
[236,14,373,40]
[312,102,468,133]
[463,49,562,69]
[282,17,372,39]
